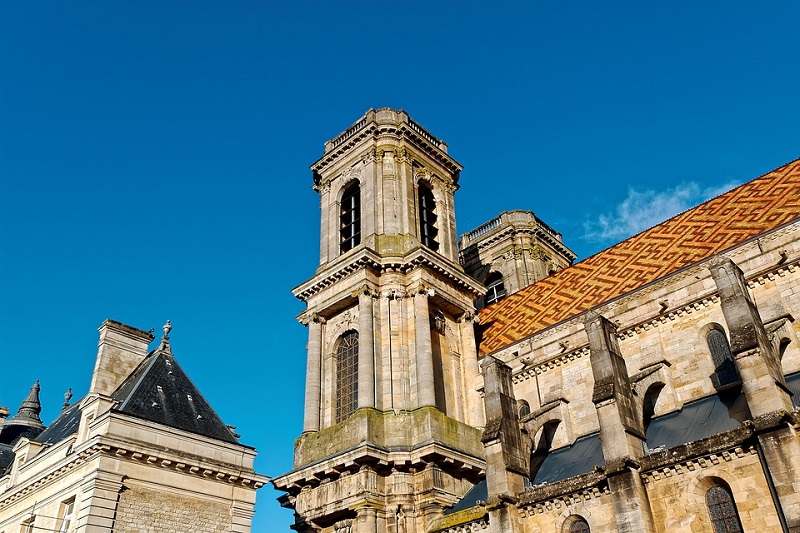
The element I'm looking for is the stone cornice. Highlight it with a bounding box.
[293,248,485,302]
[311,109,462,177]
[464,224,576,263]
[517,471,609,511]
[273,441,485,494]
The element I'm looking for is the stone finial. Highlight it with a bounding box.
[157,320,173,354]
[63,388,73,412]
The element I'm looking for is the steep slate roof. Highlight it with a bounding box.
[479,158,800,353]
[111,346,238,444]
[34,401,82,445]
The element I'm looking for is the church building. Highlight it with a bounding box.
[273,108,800,533]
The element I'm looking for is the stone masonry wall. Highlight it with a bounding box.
[114,485,230,533]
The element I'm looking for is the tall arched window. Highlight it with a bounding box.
[485,272,506,305]
[707,329,739,386]
[418,183,439,251]
[335,331,359,423]
[706,482,743,532]
[340,182,361,253]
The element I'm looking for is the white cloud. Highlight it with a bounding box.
[583,180,741,243]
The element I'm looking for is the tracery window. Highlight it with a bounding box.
[706,483,743,533]
[418,183,439,251]
[335,331,359,423]
[340,182,361,253]
[518,400,531,419]
[707,329,739,386]
[485,272,506,305]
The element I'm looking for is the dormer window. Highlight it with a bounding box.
[340,182,361,253]
[418,183,439,251]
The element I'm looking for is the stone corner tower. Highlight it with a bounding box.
[273,109,487,533]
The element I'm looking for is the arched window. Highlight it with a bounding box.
[518,400,531,419]
[707,329,739,386]
[340,182,361,253]
[562,516,590,533]
[706,483,743,532]
[418,183,439,251]
[335,331,359,423]
[485,272,506,305]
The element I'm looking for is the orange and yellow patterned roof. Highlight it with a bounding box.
[478,158,800,354]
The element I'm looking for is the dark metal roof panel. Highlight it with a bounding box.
[445,479,488,515]
[645,389,749,450]
[531,433,603,485]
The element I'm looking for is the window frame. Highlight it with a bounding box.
[335,330,359,423]
[706,482,743,533]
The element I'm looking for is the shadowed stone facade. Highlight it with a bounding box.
[275,109,800,533]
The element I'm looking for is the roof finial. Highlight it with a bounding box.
[158,320,173,354]
[62,388,73,412]
[6,381,44,429]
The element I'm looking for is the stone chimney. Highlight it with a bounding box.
[89,319,154,396]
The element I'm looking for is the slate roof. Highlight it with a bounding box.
[33,401,82,446]
[479,158,800,353]
[111,346,238,444]
[0,444,14,476]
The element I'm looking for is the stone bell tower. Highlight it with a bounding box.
[274,109,487,533]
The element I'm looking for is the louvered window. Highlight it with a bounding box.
[418,184,439,251]
[340,183,361,253]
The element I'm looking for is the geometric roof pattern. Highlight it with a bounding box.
[479,157,800,353]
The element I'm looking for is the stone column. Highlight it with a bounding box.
[317,181,331,264]
[585,312,655,533]
[459,312,485,427]
[355,505,378,533]
[358,288,376,409]
[415,288,436,407]
[303,314,324,433]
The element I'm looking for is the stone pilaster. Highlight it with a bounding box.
[303,314,324,433]
[585,312,655,533]
[73,471,123,533]
[357,288,376,409]
[460,312,485,428]
[415,287,436,408]
[354,505,378,533]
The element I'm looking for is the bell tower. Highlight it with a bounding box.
[274,109,487,533]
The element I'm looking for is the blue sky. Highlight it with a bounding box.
[2,2,799,531]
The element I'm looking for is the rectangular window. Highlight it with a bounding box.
[58,498,75,533]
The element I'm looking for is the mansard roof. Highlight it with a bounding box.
[479,157,800,353]
[111,345,238,444]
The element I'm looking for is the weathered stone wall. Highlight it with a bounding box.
[644,450,781,532]
[115,485,230,533]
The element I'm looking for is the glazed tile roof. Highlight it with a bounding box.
[479,158,800,353]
